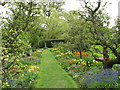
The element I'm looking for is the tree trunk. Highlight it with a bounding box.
[103,46,109,61]
[103,62,113,69]
[79,51,82,59]
[103,58,120,69]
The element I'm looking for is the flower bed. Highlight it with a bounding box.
[50,48,120,88]
[2,50,43,88]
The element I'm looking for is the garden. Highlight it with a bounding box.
[0,0,120,89]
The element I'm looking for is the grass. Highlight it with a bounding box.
[34,49,78,88]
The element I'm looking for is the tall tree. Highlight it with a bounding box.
[79,0,120,69]
[64,10,91,59]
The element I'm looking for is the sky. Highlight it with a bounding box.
[62,0,120,27]
[0,0,120,27]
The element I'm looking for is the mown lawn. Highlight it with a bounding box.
[34,49,78,88]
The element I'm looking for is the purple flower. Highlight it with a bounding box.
[103,72,112,75]
[96,78,102,83]
[86,69,119,86]
[0,77,2,80]
[117,71,120,75]
[8,80,16,83]
[86,78,94,85]
[35,60,40,62]
[105,75,118,82]
[26,60,40,62]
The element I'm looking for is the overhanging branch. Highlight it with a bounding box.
[88,50,103,62]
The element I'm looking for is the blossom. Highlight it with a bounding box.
[65,51,72,55]
[61,53,64,55]
[82,68,85,70]
[79,63,83,65]
[56,55,61,57]
[21,70,25,72]
[27,60,40,62]
[69,60,74,63]
[74,66,77,68]
[30,66,41,69]
[11,69,17,72]
[109,57,112,59]
[99,57,113,60]
[22,56,38,59]
[99,57,104,60]
[52,48,59,50]
[30,66,36,68]
[8,80,16,83]
[69,69,76,71]
[86,69,119,86]
[27,70,31,72]
[73,52,89,56]
[27,56,38,59]
[73,59,76,61]
[36,50,42,53]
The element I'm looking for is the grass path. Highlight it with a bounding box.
[34,49,78,88]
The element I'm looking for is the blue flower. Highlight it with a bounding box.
[35,60,40,62]
[86,78,94,85]
[27,60,40,62]
[86,69,119,86]
[0,77,2,80]
[8,80,16,83]
[117,71,120,75]
[103,72,112,75]
[96,78,102,83]
[104,75,118,82]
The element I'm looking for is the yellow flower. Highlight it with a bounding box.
[30,66,36,68]
[36,67,41,69]
[36,51,42,53]
[56,55,61,57]
[28,70,31,72]
[53,48,59,50]
[29,69,34,71]
[56,51,60,52]
[61,53,64,55]
[73,59,76,61]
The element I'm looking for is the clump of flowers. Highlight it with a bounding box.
[22,56,38,59]
[27,66,41,72]
[36,50,42,53]
[52,48,59,51]
[65,51,72,55]
[99,57,113,60]
[73,52,89,56]
[85,69,119,88]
